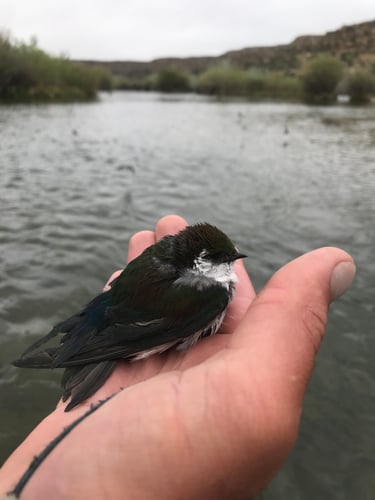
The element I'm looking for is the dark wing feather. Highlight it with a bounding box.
[52,283,230,366]
[13,254,230,411]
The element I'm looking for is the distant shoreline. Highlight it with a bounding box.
[1,19,374,104]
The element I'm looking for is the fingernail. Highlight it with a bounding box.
[330,261,356,301]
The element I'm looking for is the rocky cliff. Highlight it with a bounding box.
[80,19,375,78]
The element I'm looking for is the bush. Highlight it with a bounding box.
[347,69,375,104]
[263,72,302,100]
[302,54,343,103]
[155,67,190,92]
[245,69,267,95]
[0,33,113,102]
[197,66,301,100]
[197,67,248,96]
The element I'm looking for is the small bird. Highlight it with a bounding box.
[13,223,246,411]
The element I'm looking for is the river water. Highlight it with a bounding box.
[0,92,374,498]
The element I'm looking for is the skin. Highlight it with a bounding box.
[0,215,355,500]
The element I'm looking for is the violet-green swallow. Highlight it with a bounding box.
[13,223,246,411]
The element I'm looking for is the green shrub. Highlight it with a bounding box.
[197,66,301,100]
[0,33,113,102]
[155,67,190,92]
[263,72,302,100]
[245,69,267,95]
[347,69,375,104]
[197,67,248,96]
[302,54,343,103]
[341,52,355,66]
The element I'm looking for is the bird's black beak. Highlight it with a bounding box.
[229,252,247,262]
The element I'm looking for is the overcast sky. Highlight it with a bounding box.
[1,1,374,61]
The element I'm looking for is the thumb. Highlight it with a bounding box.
[231,247,356,413]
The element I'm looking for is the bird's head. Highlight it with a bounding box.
[172,223,246,287]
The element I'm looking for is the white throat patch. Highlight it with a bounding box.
[192,250,237,290]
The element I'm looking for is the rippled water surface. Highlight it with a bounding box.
[1,92,374,498]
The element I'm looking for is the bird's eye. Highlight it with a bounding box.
[209,252,225,261]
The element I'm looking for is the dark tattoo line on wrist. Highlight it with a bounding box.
[5,393,117,499]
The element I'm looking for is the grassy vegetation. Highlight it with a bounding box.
[113,57,375,105]
[112,65,303,101]
[196,66,302,100]
[113,67,192,93]
[197,66,249,96]
[113,74,155,91]
[2,31,375,105]
[0,33,112,102]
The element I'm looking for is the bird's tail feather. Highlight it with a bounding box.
[62,360,117,412]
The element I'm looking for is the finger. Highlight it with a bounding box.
[234,259,256,300]
[103,230,156,291]
[155,215,188,241]
[103,270,122,291]
[221,259,256,333]
[230,247,355,410]
[104,215,187,290]
[104,216,187,291]
[128,230,156,263]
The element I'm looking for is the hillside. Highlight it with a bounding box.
[80,19,375,78]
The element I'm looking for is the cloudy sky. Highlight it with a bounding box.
[1,0,374,61]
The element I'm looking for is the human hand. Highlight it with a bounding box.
[0,215,355,499]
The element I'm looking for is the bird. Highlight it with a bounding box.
[13,223,246,411]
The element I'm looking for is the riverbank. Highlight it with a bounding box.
[1,29,374,105]
[81,19,375,104]
[110,59,375,105]
[0,34,112,103]
[113,66,303,102]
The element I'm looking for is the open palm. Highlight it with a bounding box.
[86,215,256,403]
[0,215,355,500]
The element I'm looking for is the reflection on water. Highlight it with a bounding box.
[1,92,374,499]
